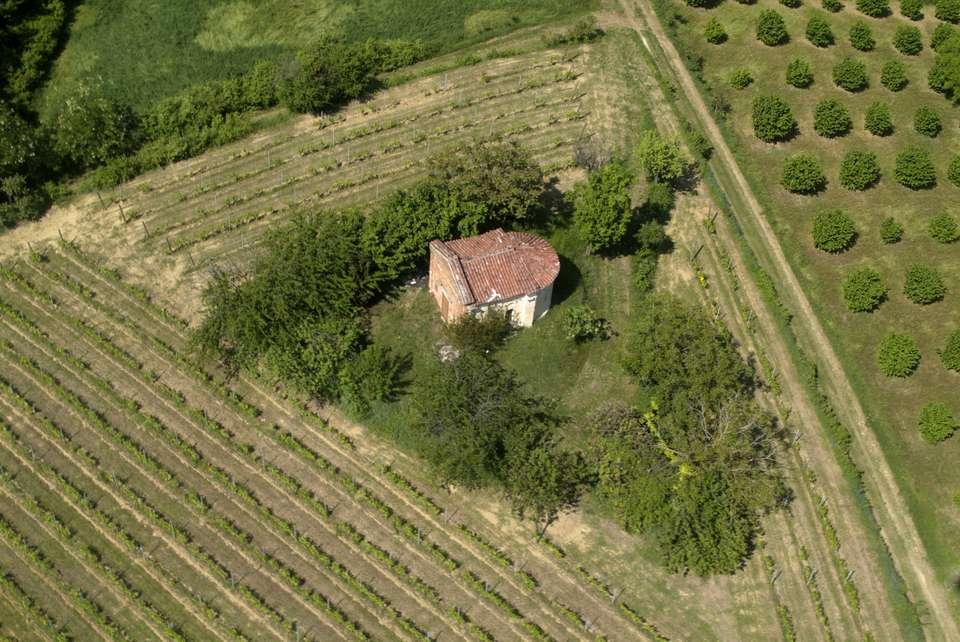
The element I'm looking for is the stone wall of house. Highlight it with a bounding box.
[428,249,468,322]
[477,282,553,327]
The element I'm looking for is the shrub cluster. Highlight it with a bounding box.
[752,95,798,142]
[895,147,936,189]
[705,18,728,44]
[562,305,610,342]
[782,153,827,193]
[849,21,875,50]
[918,403,956,443]
[914,106,942,137]
[812,209,857,252]
[824,0,843,10]
[833,58,868,91]
[842,267,887,311]
[940,328,960,371]
[949,155,960,187]
[893,25,923,55]
[864,101,894,135]
[757,10,790,45]
[729,69,753,89]
[880,217,904,243]
[900,0,923,19]
[932,23,958,51]
[786,58,814,87]
[856,0,890,16]
[880,60,908,91]
[807,16,835,46]
[929,214,960,242]
[782,0,803,6]
[814,98,852,137]
[904,264,946,304]
[937,0,960,22]
[877,333,921,377]
[839,150,881,190]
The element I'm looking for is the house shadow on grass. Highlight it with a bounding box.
[551,254,582,308]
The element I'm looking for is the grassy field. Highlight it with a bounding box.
[38,0,595,115]
[658,0,960,590]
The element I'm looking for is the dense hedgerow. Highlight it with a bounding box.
[877,333,921,377]
[949,155,960,187]
[833,57,868,91]
[904,264,946,304]
[918,403,956,443]
[895,147,936,189]
[940,328,960,371]
[900,0,924,19]
[786,58,814,87]
[929,214,960,242]
[705,18,728,44]
[839,150,881,190]
[807,15,835,46]
[880,60,908,90]
[814,98,852,137]
[843,268,887,312]
[849,21,876,50]
[865,101,894,135]
[893,25,924,55]
[729,69,753,89]
[824,0,843,10]
[757,10,790,45]
[752,95,798,141]
[857,0,890,17]
[812,209,857,252]
[914,106,942,137]
[880,217,904,243]
[937,0,960,22]
[782,153,827,193]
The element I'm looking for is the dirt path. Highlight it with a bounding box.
[623,0,959,637]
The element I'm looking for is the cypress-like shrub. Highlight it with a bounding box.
[843,267,887,311]
[782,153,827,193]
[807,15,835,46]
[880,60,908,90]
[901,0,923,19]
[895,147,937,189]
[786,58,814,87]
[757,10,790,45]
[948,154,960,187]
[940,328,960,371]
[812,209,857,251]
[849,21,875,50]
[929,214,960,242]
[729,68,753,89]
[833,57,868,91]
[880,217,904,243]
[893,25,923,54]
[865,101,894,135]
[904,264,946,303]
[877,333,921,377]
[814,98,852,137]
[839,150,881,189]
[857,0,890,17]
[918,403,956,443]
[914,106,942,136]
[752,95,798,141]
[705,18,728,44]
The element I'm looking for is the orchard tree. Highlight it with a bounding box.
[812,209,857,252]
[573,161,634,253]
[904,264,946,303]
[814,98,852,137]
[757,10,789,45]
[918,403,956,443]
[824,0,843,10]
[782,153,827,193]
[839,150,881,190]
[856,0,890,17]
[752,95,798,141]
[881,60,908,91]
[937,0,960,22]
[940,327,960,371]
[833,57,869,91]
[893,25,923,54]
[864,101,894,135]
[849,21,875,50]
[806,15,835,46]
[949,154,960,187]
[50,80,138,170]
[786,58,814,87]
[729,69,753,89]
[877,333,921,377]
[932,23,958,50]
[895,147,936,189]
[929,214,960,242]
[900,0,923,19]
[705,18,728,44]
[880,217,904,243]
[843,267,887,312]
[928,33,960,101]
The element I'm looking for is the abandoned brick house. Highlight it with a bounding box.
[428,228,561,327]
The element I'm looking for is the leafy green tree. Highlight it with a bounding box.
[729,68,753,89]
[894,147,936,189]
[932,23,958,51]
[881,60,908,91]
[849,21,875,50]
[338,344,407,415]
[839,150,881,190]
[786,58,814,87]
[0,102,50,228]
[635,131,692,185]
[444,309,513,354]
[914,105,942,137]
[757,10,789,45]
[573,161,634,253]
[928,34,960,101]
[833,57,869,91]
[0,1,69,106]
[280,38,380,114]
[812,209,857,252]
[929,214,960,242]
[904,264,946,303]
[877,333,921,376]
[752,95,798,142]
[503,445,586,538]
[864,101,894,135]
[705,18,728,44]
[782,0,802,6]
[813,98,852,137]
[949,154,960,187]
[918,403,957,443]
[50,80,138,170]
[893,25,923,54]
[823,0,843,11]
[806,15,835,46]
[937,0,960,22]
[939,328,960,371]
[880,217,904,243]
[562,305,610,342]
[900,0,923,19]
[782,153,827,193]
[856,0,890,16]
[843,268,887,311]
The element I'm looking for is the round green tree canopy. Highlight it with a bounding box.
[877,333,920,377]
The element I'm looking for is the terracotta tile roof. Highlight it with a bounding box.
[433,229,560,305]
